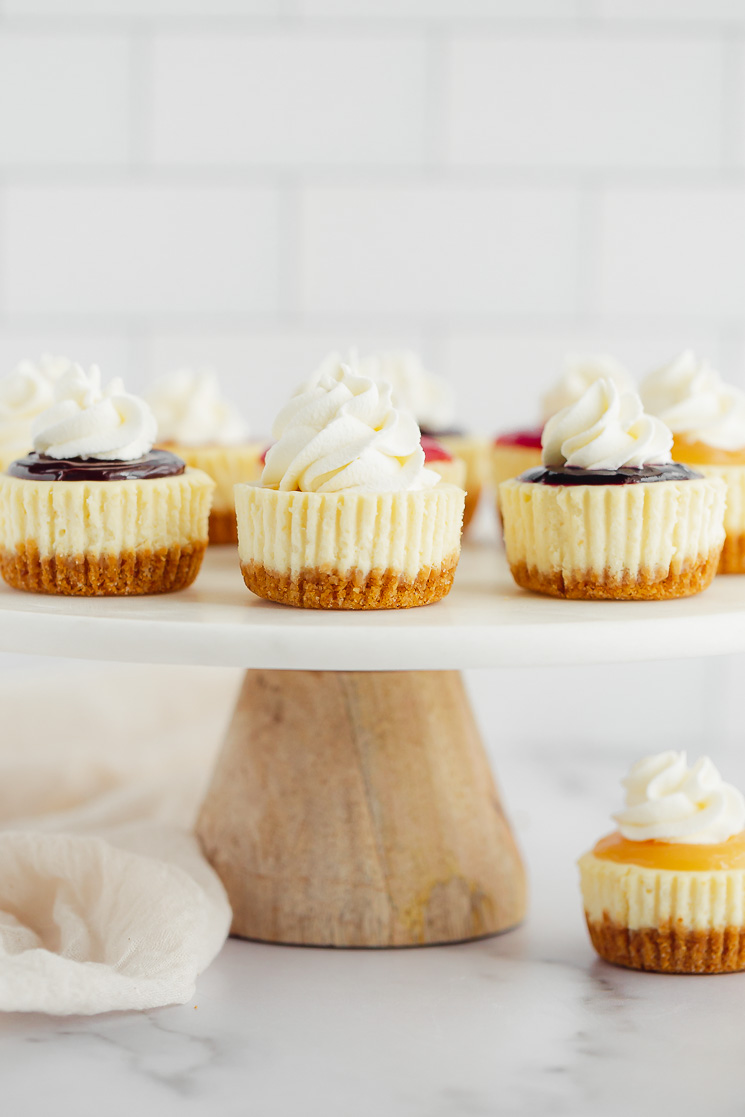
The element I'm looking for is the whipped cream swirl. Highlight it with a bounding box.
[542,378,672,470]
[355,350,456,433]
[613,751,745,845]
[32,365,157,461]
[146,368,249,447]
[640,351,745,451]
[541,353,634,422]
[262,363,439,493]
[0,355,73,461]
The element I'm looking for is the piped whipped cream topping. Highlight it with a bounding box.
[613,751,745,845]
[541,378,672,470]
[0,354,74,460]
[541,353,635,422]
[32,365,157,461]
[640,351,745,451]
[146,368,249,447]
[262,362,439,493]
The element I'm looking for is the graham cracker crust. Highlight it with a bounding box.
[0,540,207,596]
[719,532,745,574]
[241,555,459,610]
[586,913,745,974]
[209,508,238,545]
[509,548,720,600]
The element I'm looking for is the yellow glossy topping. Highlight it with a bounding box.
[593,830,745,872]
[673,436,745,466]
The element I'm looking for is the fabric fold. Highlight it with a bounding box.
[0,662,239,1015]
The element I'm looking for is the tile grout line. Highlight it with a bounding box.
[0,166,740,189]
[0,14,741,36]
[0,310,741,335]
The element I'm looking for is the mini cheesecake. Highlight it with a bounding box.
[0,451,214,596]
[0,365,214,596]
[236,483,464,610]
[501,377,727,600]
[500,463,726,600]
[579,830,745,974]
[579,751,745,975]
[237,362,466,610]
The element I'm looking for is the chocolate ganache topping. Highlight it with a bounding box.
[8,449,185,482]
[521,463,701,486]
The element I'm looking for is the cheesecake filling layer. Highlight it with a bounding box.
[0,469,214,557]
[500,475,726,586]
[235,483,464,582]
[579,850,745,932]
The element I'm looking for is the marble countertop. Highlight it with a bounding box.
[3,663,745,1115]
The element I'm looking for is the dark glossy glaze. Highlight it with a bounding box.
[7,449,186,482]
[521,463,702,486]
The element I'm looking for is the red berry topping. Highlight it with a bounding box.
[494,426,544,449]
[421,435,453,462]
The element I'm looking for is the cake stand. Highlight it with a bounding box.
[3,544,745,949]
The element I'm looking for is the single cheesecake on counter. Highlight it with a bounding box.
[641,351,745,573]
[0,364,214,595]
[579,751,745,974]
[499,377,726,600]
[235,361,466,610]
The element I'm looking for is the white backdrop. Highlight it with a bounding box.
[0,0,743,437]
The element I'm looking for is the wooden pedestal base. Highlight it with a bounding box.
[196,670,526,947]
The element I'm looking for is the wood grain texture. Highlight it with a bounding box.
[196,669,526,947]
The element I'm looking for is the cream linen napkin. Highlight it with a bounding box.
[0,661,240,1015]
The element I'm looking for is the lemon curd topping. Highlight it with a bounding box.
[593,830,745,872]
[673,436,745,466]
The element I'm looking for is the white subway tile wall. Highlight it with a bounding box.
[0,2,744,438]
[2,3,743,759]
